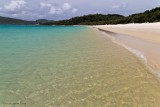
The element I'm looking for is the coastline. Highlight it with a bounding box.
[93,23,160,78]
[95,28,147,64]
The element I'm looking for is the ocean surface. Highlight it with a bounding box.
[0,25,160,107]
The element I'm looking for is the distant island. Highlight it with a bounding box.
[0,16,35,25]
[0,7,160,25]
[0,16,51,25]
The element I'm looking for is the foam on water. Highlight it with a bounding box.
[121,44,147,64]
[99,29,148,67]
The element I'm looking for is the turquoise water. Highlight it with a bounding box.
[0,25,84,74]
[0,25,87,106]
[0,25,160,107]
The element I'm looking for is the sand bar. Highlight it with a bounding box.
[94,23,160,77]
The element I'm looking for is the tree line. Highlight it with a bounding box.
[42,7,160,25]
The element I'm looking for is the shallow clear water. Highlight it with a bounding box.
[0,25,160,107]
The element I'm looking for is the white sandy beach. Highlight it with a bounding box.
[94,22,160,76]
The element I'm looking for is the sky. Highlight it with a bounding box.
[0,0,160,21]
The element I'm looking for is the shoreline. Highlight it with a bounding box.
[97,28,147,63]
[93,23,160,78]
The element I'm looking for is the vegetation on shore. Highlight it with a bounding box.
[108,7,160,24]
[0,16,35,25]
[0,16,52,25]
[0,7,160,25]
[43,14,124,25]
[43,7,160,25]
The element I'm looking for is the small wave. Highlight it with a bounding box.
[121,44,147,64]
[99,29,148,65]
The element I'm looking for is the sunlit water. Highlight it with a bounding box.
[0,25,160,107]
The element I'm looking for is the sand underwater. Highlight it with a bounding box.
[0,25,160,107]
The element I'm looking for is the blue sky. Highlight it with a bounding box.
[0,0,160,20]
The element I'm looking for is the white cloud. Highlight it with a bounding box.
[112,5,120,9]
[40,2,64,15]
[72,8,78,13]
[0,1,77,20]
[62,3,71,10]
[49,7,63,15]
[11,13,19,17]
[40,2,74,15]
[21,11,26,14]
[40,2,52,8]
[122,2,126,8]
[4,0,26,12]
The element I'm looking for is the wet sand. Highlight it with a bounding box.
[94,23,160,77]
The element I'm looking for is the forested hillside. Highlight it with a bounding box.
[0,16,35,25]
[43,14,124,25]
[43,7,160,25]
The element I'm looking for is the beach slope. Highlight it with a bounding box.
[94,23,160,76]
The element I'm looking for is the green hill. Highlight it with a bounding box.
[0,16,35,25]
[99,7,160,24]
[43,7,160,25]
[43,14,125,25]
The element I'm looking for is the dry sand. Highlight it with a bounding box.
[94,22,160,77]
